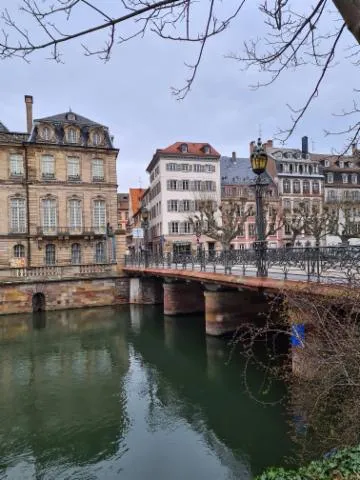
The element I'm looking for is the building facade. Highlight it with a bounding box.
[146,142,221,255]
[312,148,360,245]
[117,193,129,232]
[0,96,120,268]
[221,153,283,249]
[264,137,325,246]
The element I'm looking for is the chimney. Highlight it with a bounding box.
[266,139,273,148]
[302,136,309,156]
[352,143,357,155]
[231,151,236,162]
[24,95,33,134]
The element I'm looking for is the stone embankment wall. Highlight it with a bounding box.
[0,276,130,315]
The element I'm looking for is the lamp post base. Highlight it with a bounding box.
[253,240,268,277]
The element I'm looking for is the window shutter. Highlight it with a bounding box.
[167,200,171,211]
[179,222,185,234]
[190,201,195,212]
[179,201,184,212]
[167,180,171,190]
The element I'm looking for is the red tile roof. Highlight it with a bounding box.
[158,142,220,157]
[129,188,145,216]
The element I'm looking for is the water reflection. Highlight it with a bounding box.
[0,306,293,479]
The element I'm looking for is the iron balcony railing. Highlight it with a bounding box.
[36,226,107,236]
[124,245,360,285]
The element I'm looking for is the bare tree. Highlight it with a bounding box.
[188,198,250,251]
[0,1,359,145]
[188,196,284,250]
[331,200,360,245]
[285,201,338,246]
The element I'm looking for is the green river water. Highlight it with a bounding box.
[0,305,294,479]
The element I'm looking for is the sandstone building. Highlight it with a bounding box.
[0,96,120,268]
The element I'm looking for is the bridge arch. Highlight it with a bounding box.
[32,292,45,313]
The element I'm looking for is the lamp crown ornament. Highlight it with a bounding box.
[250,137,268,175]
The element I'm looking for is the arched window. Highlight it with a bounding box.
[10,197,26,233]
[93,199,106,233]
[14,244,25,258]
[69,198,82,231]
[67,128,77,143]
[95,241,106,263]
[71,243,81,264]
[45,244,56,265]
[42,198,57,234]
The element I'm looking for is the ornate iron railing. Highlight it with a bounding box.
[124,246,360,285]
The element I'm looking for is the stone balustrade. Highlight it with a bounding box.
[0,263,117,281]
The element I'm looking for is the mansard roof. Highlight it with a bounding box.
[34,111,104,127]
[221,155,272,185]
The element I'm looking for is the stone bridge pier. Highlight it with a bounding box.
[129,277,163,304]
[204,286,270,336]
[163,280,205,315]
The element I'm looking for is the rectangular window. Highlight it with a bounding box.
[42,198,57,233]
[167,200,178,212]
[169,222,179,234]
[205,164,215,173]
[181,180,189,190]
[41,155,55,179]
[204,181,215,192]
[182,200,190,212]
[180,222,192,234]
[327,173,334,184]
[181,164,191,171]
[248,224,256,237]
[167,179,177,190]
[10,154,24,177]
[342,174,348,184]
[10,198,26,233]
[312,181,320,194]
[352,174,358,184]
[92,159,104,181]
[293,180,301,194]
[166,163,177,171]
[69,199,82,230]
[67,157,80,180]
[93,200,106,233]
[285,223,291,235]
[193,180,201,191]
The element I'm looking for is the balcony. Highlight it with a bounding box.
[36,226,107,238]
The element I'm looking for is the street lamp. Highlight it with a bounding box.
[141,205,149,268]
[250,138,269,277]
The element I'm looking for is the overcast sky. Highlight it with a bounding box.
[0,0,358,192]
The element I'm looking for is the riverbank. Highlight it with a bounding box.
[257,445,360,479]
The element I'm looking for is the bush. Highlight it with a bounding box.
[256,445,360,480]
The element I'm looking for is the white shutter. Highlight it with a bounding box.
[179,201,184,212]
[167,200,171,212]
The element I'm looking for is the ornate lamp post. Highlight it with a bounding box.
[250,138,269,277]
[141,205,149,268]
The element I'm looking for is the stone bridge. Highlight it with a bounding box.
[123,263,345,337]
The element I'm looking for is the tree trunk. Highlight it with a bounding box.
[333,0,360,44]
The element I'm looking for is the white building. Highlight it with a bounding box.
[145,142,221,255]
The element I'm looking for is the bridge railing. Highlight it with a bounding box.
[124,246,360,285]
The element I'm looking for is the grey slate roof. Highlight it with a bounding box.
[34,111,104,127]
[220,156,271,185]
[0,121,9,132]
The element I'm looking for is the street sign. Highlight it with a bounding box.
[132,228,144,239]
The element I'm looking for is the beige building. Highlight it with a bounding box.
[0,96,120,267]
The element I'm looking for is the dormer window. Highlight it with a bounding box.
[339,160,344,168]
[93,132,101,146]
[352,173,357,184]
[67,112,76,121]
[203,145,210,154]
[348,161,354,168]
[342,173,348,184]
[180,143,188,153]
[67,128,77,143]
[42,126,50,141]
[324,159,330,167]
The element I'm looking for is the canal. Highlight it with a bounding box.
[0,306,294,479]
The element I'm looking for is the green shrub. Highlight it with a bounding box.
[257,445,360,480]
